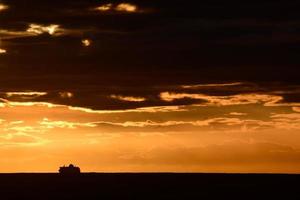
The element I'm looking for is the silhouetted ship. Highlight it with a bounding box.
[59,164,81,175]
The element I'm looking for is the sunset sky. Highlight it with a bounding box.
[0,0,300,173]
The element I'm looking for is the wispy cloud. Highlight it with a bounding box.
[0,29,32,39]
[0,98,186,114]
[160,92,283,106]
[6,92,47,98]
[115,3,137,12]
[0,24,83,40]
[68,104,186,114]
[94,3,113,11]
[0,132,47,146]
[39,118,97,129]
[0,98,56,108]
[26,24,63,36]
[110,95,146,102]
[270,113,300,130]
[181,82,244,89]
[94,118,244,128]
[94,3,138,13]
[228,112,248,116]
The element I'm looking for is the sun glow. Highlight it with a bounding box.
[0,48,6,54]
[0,4,8,11]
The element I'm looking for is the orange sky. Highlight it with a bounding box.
[1,1,300,173]
[0,86,300,173]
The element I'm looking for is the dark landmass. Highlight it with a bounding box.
[0,173,299,199]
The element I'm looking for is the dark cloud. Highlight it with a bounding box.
[0,82,299,110]
[0,0,300,109]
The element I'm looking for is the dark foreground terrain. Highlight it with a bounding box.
[0,173,299,199]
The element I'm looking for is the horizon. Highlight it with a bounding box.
[0,0,300,173]
[0,172,300,174]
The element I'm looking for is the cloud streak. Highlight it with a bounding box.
[94,3,138,13]
[26,24,63,36]
[115,3,137,12]
[39,118,97,129]
[110,95,146,102]
[160,92,283,106]
[181,82,244,89]
[6,92,47,98]
[0,98,186,114]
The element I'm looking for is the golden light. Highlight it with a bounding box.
[0,4,8,11]
[81,39,91,47]
[94,3,138,13]
[94,4,112,11]
[115,3,137,12]
[159,92,283,106]
[6,92,47,97]
[26,24,61,36]
[1,87,300,173]
[0,48,6,54]
[59,92,74,98]
[110,95,146,102]
[293,107,300,112]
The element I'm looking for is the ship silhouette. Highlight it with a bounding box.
[59,164,81,174]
